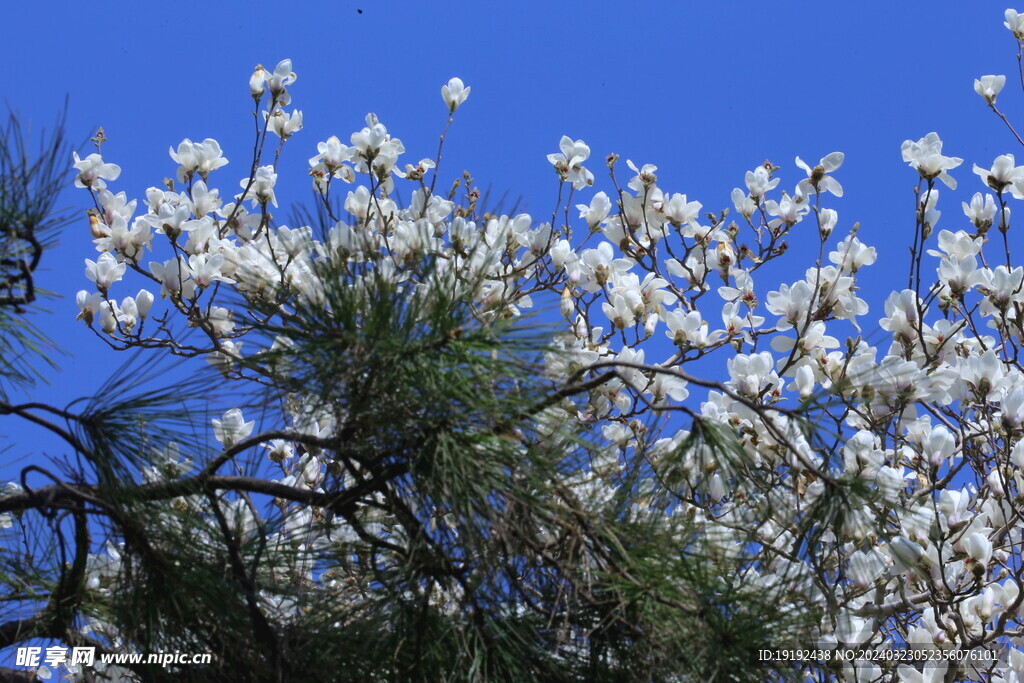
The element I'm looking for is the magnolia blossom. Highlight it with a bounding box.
[75,290,103,325]
[975,74,1006,104]
[626,160,658,193]
[577,191,612,229]
[547,135,594,190]
[963,191,997,229]
[664,193,702,226]
[441,77,470,112]
[242,165,278,207]
[211,408,255,448]
[765,191,808,229]
[72,152,120,190]
[349,113,405,182]
[731,187,758,219]
[1002,386,1024,429]
[169,138,228,183]
[84,252,125,292]
[266,109,303,139]
[818,207,838,238]
[795,152,844,197]
[973,153,1024,196]
[901,132,963,189]
[1007,8,1024,39]
[744,165,779,199]
[309,135,351,172]
[664,309,709,347]
[267,59,296,103]
[793,365,815,398]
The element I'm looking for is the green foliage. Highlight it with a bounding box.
[0,106,74,396]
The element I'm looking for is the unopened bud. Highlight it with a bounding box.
[560,286,574,317]
[250,65,268,99]
[643,313,658,337]
[87,210,106,239]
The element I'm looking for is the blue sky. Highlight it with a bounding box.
[0,1,1017,469]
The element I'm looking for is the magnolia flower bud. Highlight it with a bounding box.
[573,315,587,339]
[88,209,107,239]
[560,286,574,317]
[250,65,268,99]
[643,313,659,337]
[136,289,154,318]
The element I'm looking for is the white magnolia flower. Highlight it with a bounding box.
[794,152,844,197]
[267,59,297,103]
[84,252,126,293]
[973,154,1024,196]
[266,109,303,139]
[441,77,470,113]
[664,193,702,226]
[962,532,993,566]
[75,290,103,325]
[249,64,268,98]
[974,74,1006,104]
[135,289,154,318]
[241,165,278,207]
[901,132,962,189]
[73,152,121,190]
[170,138,228,183]
[212,409,256,448]
[818,207,838,238]
[848,548,888,588]
[1007,9,1024,40]
[548,136,594,190]
[962,192,997,229]
[744,165,779,199]
[577,191,612,230]
[309,135,351,172]
[765,191,808,229]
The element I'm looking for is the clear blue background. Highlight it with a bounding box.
[0,1,1018,467]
